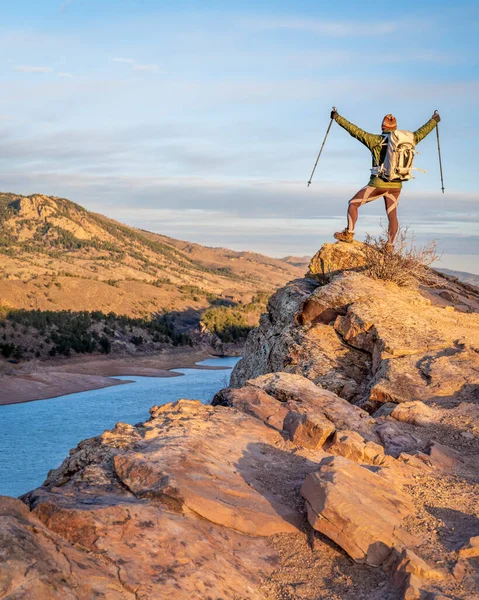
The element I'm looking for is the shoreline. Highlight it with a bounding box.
[0,348,238,406]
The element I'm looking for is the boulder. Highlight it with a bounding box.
[391,401,435,426]
[458,535,479,559]
[427,441,464,469]
[307,241,366,282]
[246,372,377,441]
[211,385,294,430]
[301,455,415,566]
[283,409,335,449]
[384,547,446,600]
[376,422,424,457]
[326,430,385,465]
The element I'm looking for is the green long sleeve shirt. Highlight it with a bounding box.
[335,115,437,188]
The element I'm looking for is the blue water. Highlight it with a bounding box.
[0,357,240,498]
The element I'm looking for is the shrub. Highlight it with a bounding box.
[363,229,441,287]
[0,343,16,358]
[99,336,111,354]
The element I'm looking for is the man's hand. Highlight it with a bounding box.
[331,109,339,120]
[432,111,441,123]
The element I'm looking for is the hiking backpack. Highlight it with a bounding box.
[372,130,421,182]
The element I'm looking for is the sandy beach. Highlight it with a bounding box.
[0,348,234,406]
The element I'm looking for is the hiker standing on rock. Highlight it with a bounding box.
[332,110,440,247]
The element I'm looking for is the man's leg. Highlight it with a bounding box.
[335,186,384,242]
[383,189,401,243]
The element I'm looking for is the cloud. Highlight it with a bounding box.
[245,17,401,37]
[113,57,159,73]
[14,66,53,73]
[60,0,72,11]
[57,72,73,78]
[134,64,159,73]
[113,57,136,64]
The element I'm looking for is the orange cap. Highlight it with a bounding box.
[382,114,397,131]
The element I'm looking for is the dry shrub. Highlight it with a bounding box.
[363,229,441,287]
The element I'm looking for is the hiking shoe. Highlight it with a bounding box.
[334,229,354,243]
[384,242,394,253]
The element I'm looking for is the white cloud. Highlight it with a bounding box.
[57,72,73,78]
[245,17,401,37]
[113,57,159,73]
[113,57,136,64]
[14,65,53,73]
[134,64,159,73]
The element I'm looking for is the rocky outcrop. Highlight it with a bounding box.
[1,242,478,600]
[231,244,479,413]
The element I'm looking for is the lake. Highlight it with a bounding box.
[0,357,240,498]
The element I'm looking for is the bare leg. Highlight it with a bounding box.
[347,186,384,233]
[383,190,401,243]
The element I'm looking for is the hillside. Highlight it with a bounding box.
[0,192,303,360]
[2,242,478,599]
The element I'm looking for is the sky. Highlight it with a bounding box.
[0,0,478,272]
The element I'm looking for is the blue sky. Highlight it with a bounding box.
[1,0,478,271]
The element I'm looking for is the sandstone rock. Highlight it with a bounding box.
[230,277,370,402]
[458,535,479,559]
[230,278,317,388]
[376,421,424,457]
[247,372,377,441]
[373,402,397,417]
[453,559,468,582]
[307,241,366,282]
[283,409,335,449]
[369,349,479,406]
[391,401,435,426]
[15,400,324,598]
[212,385,294,430]
[301,455,414,566]
[326,430,385,465]
[299,271,385,326]
[384,547,446,600]
[0,496,129,599]
[334,289,479,372]
[111,401,303,536]
[427,441,464,469]
[439,290,458,303]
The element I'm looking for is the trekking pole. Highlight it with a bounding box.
[434,110,445,194]
[307,106,337,187]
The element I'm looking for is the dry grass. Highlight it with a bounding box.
[363,229,441,287]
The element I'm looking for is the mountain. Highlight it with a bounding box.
[0,193,303,360]
[437,267,479,288]
[280,255,311,268]
[3,241,478,599]
[0,193,301,314]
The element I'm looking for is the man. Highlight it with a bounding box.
[332,110,440,246]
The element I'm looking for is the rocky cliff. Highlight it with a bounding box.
[1,242,478,599]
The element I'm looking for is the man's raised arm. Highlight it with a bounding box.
[332,110,382,150]
[414,112,440,144]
